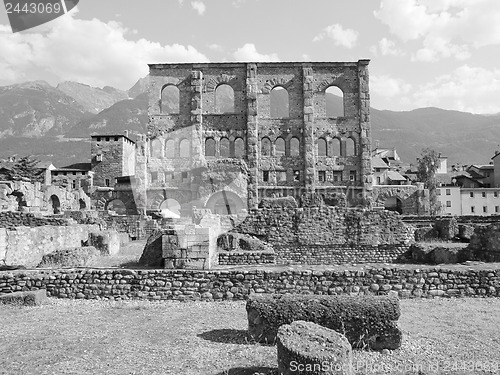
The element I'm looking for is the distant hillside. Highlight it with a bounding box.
[0,81,90,138]
[57,81,128,114]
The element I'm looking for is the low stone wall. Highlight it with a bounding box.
[0,212,69,230]
[218,251,276,265]
[1,266,499,300]
[0,224,100,267]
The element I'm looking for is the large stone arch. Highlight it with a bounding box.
[372,186,421,215]
[205,190,245,215]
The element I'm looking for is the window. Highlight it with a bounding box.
[482,191,486,198]
[114,137,118,141]
[325,86,344,117]
[72,172,76,175]
[181,171,188,181]
[496,206,499,213]
[275,137,285,156]
[349,171,356,181]
[72,180,76,189]
[446,201,451,207]
[330,138,341,156]
[318,171,326,182]
[220,137,230,157]
[436,189,441,196]
[161,85,179,114]
[446,189,451,195]
[151,171,158,182]
[234,138,245,157]
[205,138,216,157]
[179,139,190,158]
[215,84,234,113]
[345,138,356,156]
[293,170,301,182]
[471,206,475,213]
[290,137,300,156]
[105,179,110,187]
[106,137,109,142]
[270,87,289,118]
[495,192,499,198]
[96,137,101,142]
[377,176,381,185]
[333,171,342,182]
[483,206,488,213]
[278,171,287,182]
[262,171,269,182]
[261,137,271,156]
[318,138,327,157]
[151,139,162,158]
[470,192,474,198]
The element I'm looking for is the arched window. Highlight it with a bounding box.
[165,139,175,158]
[215,84,234,113]
[325,86,344,117]
[179,139,190,158]
[275,137,285,156]
[290,137,300,156]
[151,139,162,158]
[205,138,216,157]
[220,137,230,157]
[346,137,356,156]
[161,85,179,114]
[106,199,126,215]
[270,87,289,118]
[234,137,245,157]
[261,137,271,156]
[318,138,327,157]
[160,198,181,218]
[330,138,341,156]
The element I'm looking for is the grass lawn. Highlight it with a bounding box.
[1,298,500,375]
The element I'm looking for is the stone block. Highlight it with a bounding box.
[38,246,100,268]
[277,321,352,375]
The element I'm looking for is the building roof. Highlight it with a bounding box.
[387,170,407,181]
[91,134,135,144]
[371,155,390,169]
[61,163,92,171]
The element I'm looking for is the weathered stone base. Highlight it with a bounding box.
[0,289,47,306]
[218,251,276,265]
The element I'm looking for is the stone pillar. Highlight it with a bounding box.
[246,63,259,209]
[358,59,373,194]
[191,70,204,168]
[132,134,148,215]
[303,64,315,192]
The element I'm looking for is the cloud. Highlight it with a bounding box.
[412,65,500,113]
[208,43,223,52]
[232,43,279,62]
[371,66,500,113]
[313,24,358,48]
[0,9,209,90]
[370,38,405,56]
[374,0,500,61]
[191,1,206,15]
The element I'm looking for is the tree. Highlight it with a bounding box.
[417,148,441,215]
[8,156,44,182]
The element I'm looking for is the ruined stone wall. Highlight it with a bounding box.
[0,181,91,214]
[0,224,99,267]
[218,251,276,265]
[139,61,373,215]
[372,185,429,215]
[1,266,499,300]
[233,207,414,264]
[91,136,134,187]
[0,212,68,230]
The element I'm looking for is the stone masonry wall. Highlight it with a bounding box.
[218,251,276,265]
[233,207,414,264]
[0,224,99,267]
[1,266,499,300]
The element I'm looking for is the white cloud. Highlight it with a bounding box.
[412,65,500,113]
[313,24,358,49]
[370,38,405,56]
[371,75,412,99]
[191,1,206,15]
[232,43,279,62]
[208,43,223,52]
[374,0,500,61]
[0,10,209,90]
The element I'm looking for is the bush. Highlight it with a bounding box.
[246,294,402,350]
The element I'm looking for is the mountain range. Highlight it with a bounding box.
[0,78,498,167]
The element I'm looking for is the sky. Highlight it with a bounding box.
[0,0,499,114]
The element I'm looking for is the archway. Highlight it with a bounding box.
[50,194,61,214]
[384,196,403,214]
[106,199,127,215]
[9,191,27,211]
[159,198,181,218]
[205,191,245,215]
[79,199,86,210]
